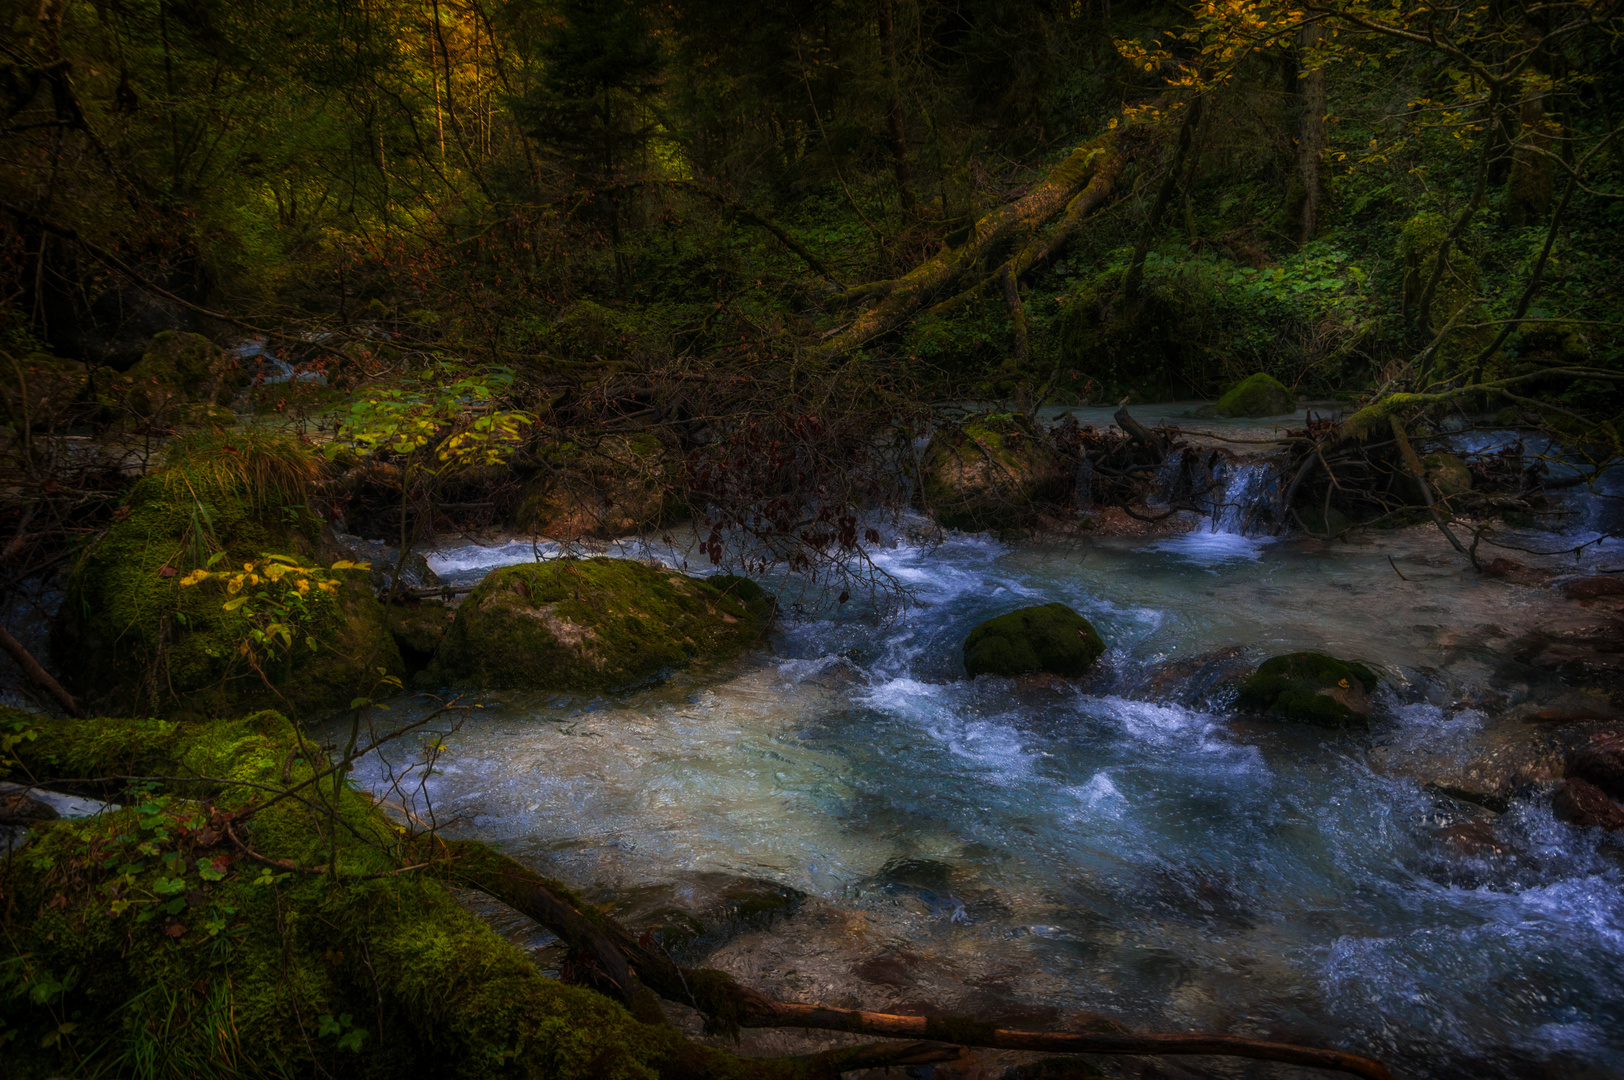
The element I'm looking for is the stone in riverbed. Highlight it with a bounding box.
[1234,651,1380,727]
[1568,732,1624,801]
[1214,372,1295,418]
[963,603,1105,679]
[430,558,773,691]
[1563,575,1624,602]
[1552,777,1624,832]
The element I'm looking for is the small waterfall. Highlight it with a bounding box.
[1147,448,1280,536]
[230,338,324,384]
[1207,459,1278,535]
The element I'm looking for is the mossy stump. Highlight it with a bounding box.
[1214,373,1295,418]
[1235,651,1380,727]
[431,559,773,691]
[963,603,1105,679]
[921,414,1065,531]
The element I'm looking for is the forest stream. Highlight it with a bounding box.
[324,457,1624,1080]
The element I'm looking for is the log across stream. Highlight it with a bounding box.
[328,504,1624,1078]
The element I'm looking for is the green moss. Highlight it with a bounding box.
[1215,373,1295,418]
[0,709,695,1080]
[1235,652,1380,727]
[962,603,1105,678]
[52,433,401,717]
[115,332,244,418]
[431,558,770,692]
[921,414,1064,531]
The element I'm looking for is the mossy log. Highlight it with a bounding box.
[0,708,961,1080]
[816,130,1126,359]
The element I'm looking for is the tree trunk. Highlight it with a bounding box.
[1294,22,1328,244]
[877,0,915,215]
[1124,95,1203,298]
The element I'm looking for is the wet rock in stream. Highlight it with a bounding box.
[1552,778,1624,832]
[1568,731,1624,799]
[1234,651,1380,727]
[963,603,1106,680]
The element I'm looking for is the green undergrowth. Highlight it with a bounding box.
[0,709,667,1079]
[431,558,773,692]
[51,430,402,718]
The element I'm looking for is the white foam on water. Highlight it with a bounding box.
[1148,529,1275,565]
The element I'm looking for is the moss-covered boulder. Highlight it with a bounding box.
[515,432,675,539]
[110,331,245,419]
[0,709,822,1080]
[1235,651,1380,727]
[963,603,1105,679]
[52,432,401,716]
[431,559,772,691]
[921,414,1065,531]
[1214,373,1295,418]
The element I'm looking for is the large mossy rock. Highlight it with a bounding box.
[1215,373,1295,418]
[921,414,1065,531]
[963,603,1105,678]
[515,432,675,539]
[431,558,772,691]
[106,331,245,419]
[52,433,402,716]
[0,709,764,1080]
[1235,651,1380,727]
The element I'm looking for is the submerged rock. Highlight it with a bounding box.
[963,603,1105,679]
[1234,651,1380,726]
[1563,575,1624,602]
[432,558,772,691]
[1214,372,1294,418]
[921,413,1065,531]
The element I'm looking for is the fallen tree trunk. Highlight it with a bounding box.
[434,839,1396,1080]
[814,130,1125,358]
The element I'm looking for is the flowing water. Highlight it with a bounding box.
[334,477,1624,1079]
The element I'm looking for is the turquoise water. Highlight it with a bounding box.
[340,518,1624,1078]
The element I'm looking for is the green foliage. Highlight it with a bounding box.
[1055,245,1385,401]
[327,365,531,467]
[0,708,684,1080]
